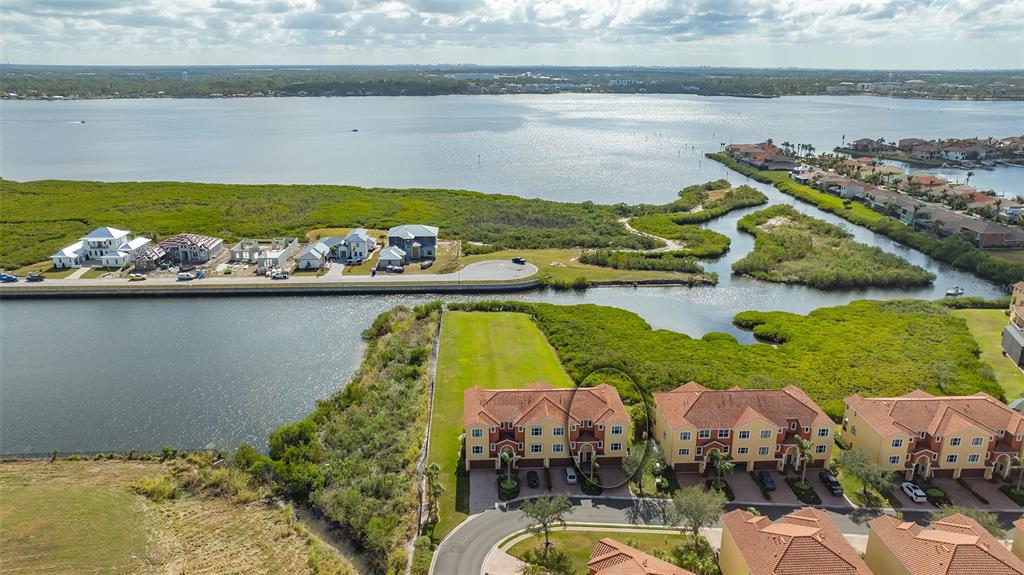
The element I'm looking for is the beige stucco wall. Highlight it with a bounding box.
[653,403,696,467]
[936,427,991,477]
[864,529,912,575]
[1013,528,1024,561]
[465,415,630,468]
[844,404,910,472]
[732,419,781,465]
[718,525,750,575]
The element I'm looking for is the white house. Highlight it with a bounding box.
[339,228,376,261]
[377,246,406,268]
[296,242,330,270]
[229,238,299,272]
[51,226,152,269]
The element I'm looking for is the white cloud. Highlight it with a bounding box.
[1,0,1021,67]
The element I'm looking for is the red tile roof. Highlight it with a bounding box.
[653,382,832,431]
[463,382,628,428]
[587,538,695,575]
[869,513,1024,574]
[846,391,1024,438]
[722,508,871,575]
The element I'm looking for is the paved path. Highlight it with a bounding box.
[0,260,538,290]
[433,496,1023,575]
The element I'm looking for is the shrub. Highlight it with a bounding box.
[579,250,706,273]
[705,479,735,501]
[924,487,951,507]
[133,475,177,501]
[785,475,821,505]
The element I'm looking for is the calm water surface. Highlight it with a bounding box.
[0,95,1020,454]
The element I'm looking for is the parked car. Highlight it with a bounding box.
[564,467,578,485]
[527,470,540,488]
[26,273,44,282]
[176,272,194,281]
[756,470,776,491]
[901,481,928,503]
[385,265,404,273]
[128,273,146,281]
[512,256,526,265]
[0,273,19,283]
[818,470,844,496]
[271,272,289,280]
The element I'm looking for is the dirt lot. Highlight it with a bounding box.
[0,459,355,575]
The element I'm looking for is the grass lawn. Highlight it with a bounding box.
[987,249,1024,265]
[305,227,387,243]
[460,248,710,284]
[953,309,1024,400]
[80,267,112,279]
[342,249,381,275]
[400,241,461,275]
[427,311,575,541]
[11,260,77,278]
[507,529,686,573]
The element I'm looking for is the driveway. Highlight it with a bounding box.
[469,469,500,514]
[675,472,705,488]
[808,472,852,508]
[889,481,933,509]
[727,472,772,504]
[966,479,1021,509]
[933,478,1020,510]
[764,471,801,505]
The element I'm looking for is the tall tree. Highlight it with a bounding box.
[666,485,727,552]
[424,462,444,523]
[796,437,815,483]
[709,450,734,485]
[835,448,893,498]
[520,494,573,554]
[624,440,657,498]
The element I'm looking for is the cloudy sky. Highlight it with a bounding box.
[2,0,1022,69]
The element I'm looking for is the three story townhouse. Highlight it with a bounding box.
[463,382,630,471]
[843,390,1024,480]
[652,382,834,474]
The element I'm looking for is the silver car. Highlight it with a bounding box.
[901,481,927,503]
[564,467,578,485]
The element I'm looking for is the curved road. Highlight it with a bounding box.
[432,497,1023,575]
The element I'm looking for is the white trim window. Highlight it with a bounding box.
[698,429,711,439]
[471,445,483,455]
[552,444,564,453]
[946,454,958,464]
[598,424,604,431]
[570,442,576,450]
[949,437,962,447]
[680,431,692,441]
[967,453,980,464]
[815,445,827,454]
[817,428,829,438]
[553,427,565,437]
[717,429,730,439]
[695,447,703,456]
[516,425,524,433]
[737,447,749,455]
[531,427,543,437]
[490,443,495,451]
[530,444,543,454]
[760,430,773,439]
[490,426,496,433]
[738,430,751,440]
[803,426,810,433]
[611,425,623,435]
[678,448,690,456]
[571,424,578,432]
[888,455,900,464]
[971,437,984,446]
[471,428,483,438]
[610,442,622,452]
[790,422,797,431]
[758,446,770,456]
[892,439,904,448]
[598,441,604,449]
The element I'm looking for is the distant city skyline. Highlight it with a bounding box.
[2,0,1023,70]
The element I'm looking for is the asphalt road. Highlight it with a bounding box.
[432,497,1023,575]
[0,260,538,289]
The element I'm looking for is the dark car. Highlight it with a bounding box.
[526,470,540,489]
[756,470,776,490]
[511,256,526,265]
[818,470,844,496]
[26,273,44,282]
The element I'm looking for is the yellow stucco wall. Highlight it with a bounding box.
[1013,528,1024,561]
[844,403,910,471]
[465,415,630,467]
[864,529,912,575]
[718,525,750,575]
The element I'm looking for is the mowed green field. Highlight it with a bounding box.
[427,311,574,540]
[953,309,1024,400]
[507,529,686,573]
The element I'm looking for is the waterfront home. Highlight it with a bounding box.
[1002,282,1024,368]
[726,143,799,170]
[851,137,889,153]
[296,241,330,270]
[843,390,1024,480]
[720,508,871,575]
[865,513,1024,574]
[463,382,629,471]
[910,144,942,161]
[652,382,833,473]
[51,226,152,268]
[924,209,1024,248]
[899,138,928,151]
[386,224,439,263]
[860,187,922,225]
[588,538,695,575]
[377,246,406,269]
[332,228,376,262]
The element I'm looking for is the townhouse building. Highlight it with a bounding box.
[463,382,630,470]
[652,382,834,474]
[866,513,1024,574]
[720,507,871,575]
[843,390,1024,480]
[588,538,696,575]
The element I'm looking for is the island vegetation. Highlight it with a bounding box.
[447,299,1002,418]
[578,249,710,274]
[732,204,936,288]
[707,152,1024,290]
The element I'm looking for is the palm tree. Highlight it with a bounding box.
[424,462,443,523]
[1012,455,1024,490]
[709,450,734,486]
[965,170,975,185]
[500,450,518,486]
[796,437,815,483]
[805,144,816,158]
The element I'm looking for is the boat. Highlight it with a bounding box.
[945,287,965,297]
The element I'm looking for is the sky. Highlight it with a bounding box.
[2,0,1023,69]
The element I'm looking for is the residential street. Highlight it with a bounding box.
[431,496,1023,575]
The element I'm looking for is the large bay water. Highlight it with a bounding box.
[0,95,1020,454]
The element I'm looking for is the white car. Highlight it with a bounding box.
[901,481,928,503]
[564,467,578,485]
